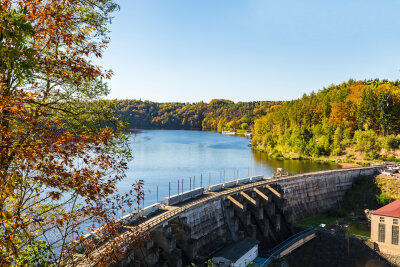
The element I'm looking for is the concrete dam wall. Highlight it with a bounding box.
[114,166,378,266]
[277,167,378,223]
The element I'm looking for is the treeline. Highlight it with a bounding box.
[115,99,276,131]
[252,79,400,160]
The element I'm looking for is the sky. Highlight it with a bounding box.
[101,0,400,102]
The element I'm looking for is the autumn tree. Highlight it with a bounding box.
[0,0,145,265]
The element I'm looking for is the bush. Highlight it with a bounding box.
[376,193,395,206]
[269,149,284,159]
[354,130,379,154]
[383,135,400,149]
[331,147,342,156]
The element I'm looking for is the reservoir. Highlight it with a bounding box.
[119,130,339,206]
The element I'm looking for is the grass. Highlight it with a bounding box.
[349,223,370,237]
[295,213,339,228]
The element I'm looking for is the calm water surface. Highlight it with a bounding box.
[118,130,339,206]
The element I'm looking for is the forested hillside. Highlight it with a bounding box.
[115,99,276,131]
[252,80,400,160]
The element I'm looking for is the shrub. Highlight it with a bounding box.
[376,193,395,206]
[354,130,379,154]
[383,135,400,149]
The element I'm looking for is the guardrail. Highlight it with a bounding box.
[164,175,265,205]
[120,203,162,226]
[165,187,205,206]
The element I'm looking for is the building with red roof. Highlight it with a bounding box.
[371,200,400,255]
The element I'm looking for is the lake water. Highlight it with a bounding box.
[119,130,339,206]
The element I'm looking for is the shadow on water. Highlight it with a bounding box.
[252,150,340,175]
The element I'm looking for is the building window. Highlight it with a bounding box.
[378,223,386,243]
[380,217,385,223]
[392,225,399,245]
[394,219,398,225]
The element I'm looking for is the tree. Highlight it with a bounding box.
[329,102,348,126]
[0,1,145,265]
[378,91,393,135]
[357,88,378,130]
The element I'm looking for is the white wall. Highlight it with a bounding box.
[233,245,258,267]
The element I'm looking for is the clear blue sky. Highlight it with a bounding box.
[101,0,400,102]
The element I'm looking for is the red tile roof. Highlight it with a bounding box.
[372,200,400,218]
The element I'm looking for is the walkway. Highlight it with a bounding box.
[261,227,318,266]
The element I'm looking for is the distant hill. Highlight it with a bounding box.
[115,99,277,132]
[252,79,400,161]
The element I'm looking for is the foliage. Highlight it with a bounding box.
[382,135,400,149]
[187,259,218,267]
[114,99,277,132]
[252,79,400,159]
[0,0,145,265]
[353,130,379,157]
[376,193,395,206]
[375,175,400,201]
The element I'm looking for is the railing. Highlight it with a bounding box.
[267,227,317,259]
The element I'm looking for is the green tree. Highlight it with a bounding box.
[357,88,378,130]
[378,91,394,135]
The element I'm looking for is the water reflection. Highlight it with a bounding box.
[119,130,339,206]
[253,150,338,175]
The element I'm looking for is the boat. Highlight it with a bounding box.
[222,131,236,136]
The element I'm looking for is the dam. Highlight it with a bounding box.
[77,166,379,266]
